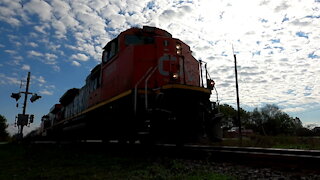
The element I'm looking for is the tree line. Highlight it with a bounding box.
[0,114,9,141]
[219,104,318,136]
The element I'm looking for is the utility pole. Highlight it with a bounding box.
[232,46,242,142]
[22,72,30,115]
[19,72,30,136]
[11,72,41,138]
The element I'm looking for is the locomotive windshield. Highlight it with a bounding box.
[125,35,154,45]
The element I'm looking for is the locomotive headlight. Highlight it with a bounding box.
[176,43,181,50]
[176,43,182,55]
[172,73,179,79]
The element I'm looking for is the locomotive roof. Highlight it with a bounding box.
[50,104,62,114]
[122,26,172,38]
[59,88,79,106]
[103,26,172,49]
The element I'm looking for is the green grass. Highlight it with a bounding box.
[0,144,233,180]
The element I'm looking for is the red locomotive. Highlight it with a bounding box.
[39,26,221,143]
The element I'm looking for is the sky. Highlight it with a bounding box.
[0,0,320,135]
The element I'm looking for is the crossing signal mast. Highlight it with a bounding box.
[10,72,41,138]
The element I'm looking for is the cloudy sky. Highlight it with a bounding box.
[0,0,319,134]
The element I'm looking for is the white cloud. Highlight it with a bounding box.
[60,15,79,30]
[45,85,56,89]
[45,53,58,60]
[37,76,46,84]
[0,73,20,85]
[4,50,16,54]
[52,19,67,38]
[28,50,43,57]
[71,61,81,67]
[24,0,53,21]
[0,5,16,17]
[0,16,20,26]
[51,0,71,19]
[34,25,48,34]
[30,75,46,85]
[53,65,61,72]
[108,14,127,29]
[15,42,22,46]
[303,122,320,129]
[6,123,39,136]
[28,42,38,47]
[39,90,53,96]
[71,53,89,61]
[0,1,22,26]
[21,64,30,71]
[47,43,61,51]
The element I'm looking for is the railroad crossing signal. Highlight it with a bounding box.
[10,72,41,138]
[15,114,34,127]
[11,93,21,101]
[30,93,41,103]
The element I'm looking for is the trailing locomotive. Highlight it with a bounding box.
[38,26,222,143]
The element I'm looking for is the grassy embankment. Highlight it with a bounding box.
[0,143,232,180]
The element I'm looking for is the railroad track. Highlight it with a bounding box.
[26,140,320,172]
[153,144,320,172]
[184,144,320,158]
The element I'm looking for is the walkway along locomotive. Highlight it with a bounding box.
[38,26,222,143]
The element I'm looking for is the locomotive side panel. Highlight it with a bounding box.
[100,44,134,101]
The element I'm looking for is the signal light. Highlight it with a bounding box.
[30,93,41,103]
[11,93,21,101]
[29,114,34,123]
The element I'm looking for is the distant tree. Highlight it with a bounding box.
[219,104,236,129]
[249,104,301,136]
[296,127,314,136]
[0,114,9,141]
[248,108,266,135]
[218,104,304,136]
[312,127,320,136]
[219,104,250,129]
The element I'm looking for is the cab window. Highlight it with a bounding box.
[102,38,118,63]
[125,35,154,45]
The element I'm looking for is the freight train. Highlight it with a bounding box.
[33,26,222,144]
